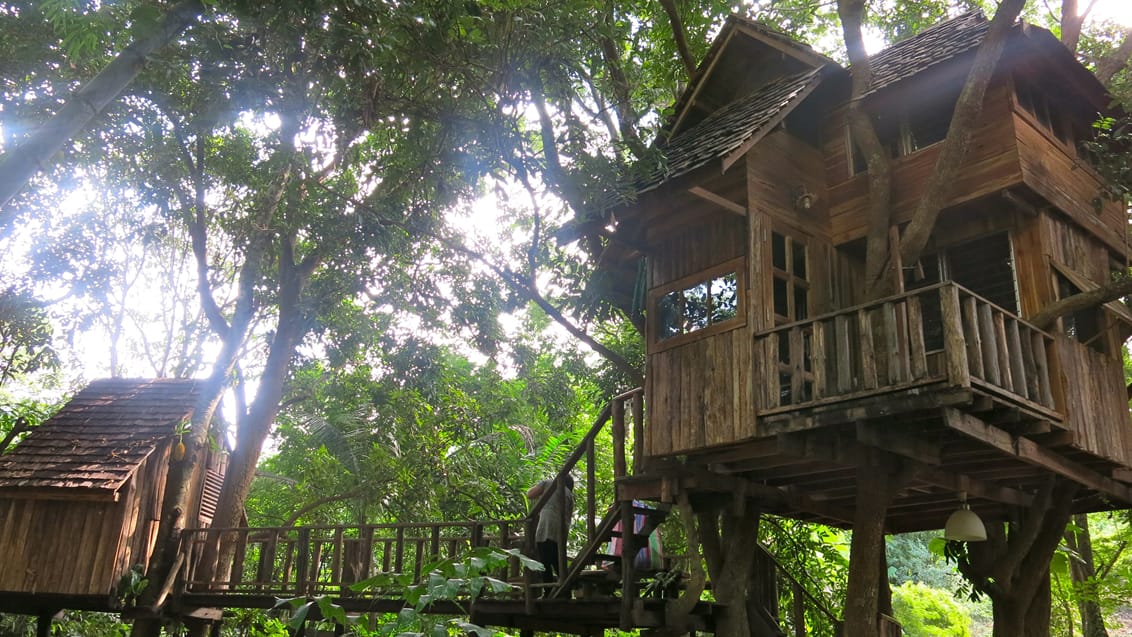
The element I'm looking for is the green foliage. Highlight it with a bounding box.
[0,287,59,384]
[892,581,972,637]
[888,532,965,590]
[343,547,540,637]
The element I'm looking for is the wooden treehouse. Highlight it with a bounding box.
[0,379,225,621]
[602,10,1132,533]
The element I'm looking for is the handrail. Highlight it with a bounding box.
[755,281,1059,415]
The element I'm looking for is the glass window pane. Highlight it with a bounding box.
[710,273,739,323]
[657,291,683,340]
[774,277,789,317]
[794,287,808,321]
[684,282,710,332]
[772,233,786,271]
[792,240,807,279]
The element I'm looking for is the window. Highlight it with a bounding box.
[1056,272,1104,352]
[653,261,743,344]
[1016,80,1072,145]
[850,85,961,175]
[772,231,811,405]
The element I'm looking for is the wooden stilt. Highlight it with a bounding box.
[36,611,59,637]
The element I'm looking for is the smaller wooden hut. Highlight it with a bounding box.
[0,378,224,611]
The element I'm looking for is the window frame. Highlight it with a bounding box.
[648,257,747,351]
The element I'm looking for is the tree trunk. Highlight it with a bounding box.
[1066,514,1109,637]
[0,0,205,220]
[843,459,903,637]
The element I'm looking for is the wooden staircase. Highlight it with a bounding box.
[549,500,670,599]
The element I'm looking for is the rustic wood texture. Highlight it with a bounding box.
[0,379,201,493]
[824,83,1021,245]
[0,379,218,598]
[646,328,752,456]
[753,283,1056,416]
[1055,338,1132,466]
[1016,112,1126,254]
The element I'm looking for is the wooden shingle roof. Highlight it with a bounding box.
[633,11,990,196]
[637,67,825,194]
[0,378,201,496]
[866,11,989,95]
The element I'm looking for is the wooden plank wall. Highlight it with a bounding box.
[1016,113,1127,255]
[0,497,124,596]
[646,327,752,456]
[1055,337,1132,466]
[647,214,746,287]
[0,445,177,597]
[646,211,748,457]
[823,83,1021,245]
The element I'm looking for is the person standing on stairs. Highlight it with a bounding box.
[527,474,574,585]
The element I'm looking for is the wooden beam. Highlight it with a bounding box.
[942,408,1132,504]
[687,186,746,216]
[780,429,1033,507]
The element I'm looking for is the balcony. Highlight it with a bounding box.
[754,282,1062,432]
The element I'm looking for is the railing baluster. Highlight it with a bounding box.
[837,314,854,392]
[1006,319,1028,398]
[227,529,248,592]
[993,312,1013,391]
[811,320,826,399]
[978,303,1001,385]
[767,332,782,407]
[882,302,904,384]
[631,391,644,472]
[1032,331,1054,407]
[789,326,805,402]
[940,285,970,388]
[961,295,984,378]
[613,398,627,478]
[295,528,311,596]
[907,295,928,380]
[855,310,876,390]
[586,437,596,541]
[394,528,405,574]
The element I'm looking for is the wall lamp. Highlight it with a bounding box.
[793,185,817,212]
[943,491,987,542]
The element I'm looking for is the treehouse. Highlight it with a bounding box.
[0,378,225,617]
[598,11,1132,534]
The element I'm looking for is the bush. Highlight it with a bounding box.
[892,581,972,637]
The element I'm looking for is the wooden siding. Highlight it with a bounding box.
[824,83,1021,246]
[1055,337,1132,466]
[647,214,746,289]
[645,327,752,456]
[0,498,124,596]
[1016,112,1127,254]
[0,445,174,597]
[746,130,829,237]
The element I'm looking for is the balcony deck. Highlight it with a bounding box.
[626,282,1132,533]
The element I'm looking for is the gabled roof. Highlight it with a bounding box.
[637,67,825,194]
[629,11,993,199]
[0,378,201,496]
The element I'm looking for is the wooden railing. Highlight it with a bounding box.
[755,282,1058,417]
[180,520,524,596]
[179,389,646,601]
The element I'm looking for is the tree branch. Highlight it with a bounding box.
[1096,27,1132,85]
[1028,275,1132,330]
[658,0,697,79]
[900,0,1027,270]
[0,0,206,221]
